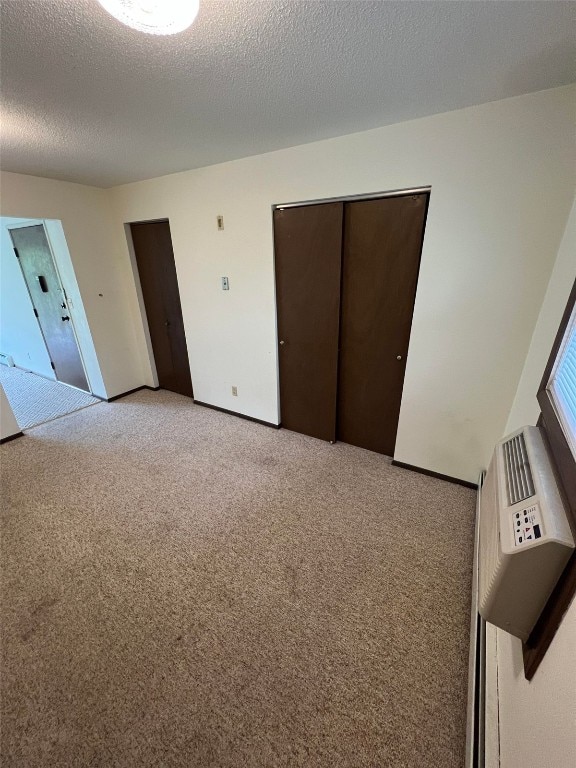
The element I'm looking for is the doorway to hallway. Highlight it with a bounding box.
[1,215,104,430]
[0,364,99,430]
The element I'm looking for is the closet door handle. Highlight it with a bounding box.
[279,340,285,345]
[396,355,402,360]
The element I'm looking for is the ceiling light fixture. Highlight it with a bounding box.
[97,0,199,36]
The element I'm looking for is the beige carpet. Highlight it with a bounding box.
[1,390,475,767]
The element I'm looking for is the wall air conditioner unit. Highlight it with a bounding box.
[479,425,574,641]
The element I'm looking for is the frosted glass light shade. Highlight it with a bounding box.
[98,0,200,35]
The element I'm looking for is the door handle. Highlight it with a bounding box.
[165,321,171,327]
[396,355,402,360]
[61,315,70,321]
[279,340,285,345]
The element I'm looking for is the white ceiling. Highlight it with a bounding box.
[1,0,575,188]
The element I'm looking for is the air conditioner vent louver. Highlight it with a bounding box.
[502,432,535,506]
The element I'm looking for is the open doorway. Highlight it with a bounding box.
[0,217,101,429]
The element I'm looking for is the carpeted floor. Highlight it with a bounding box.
[0,390,475,768]
[0,365,99,430]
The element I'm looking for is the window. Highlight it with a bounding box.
[547,306,576,460]
[523,278,576,679]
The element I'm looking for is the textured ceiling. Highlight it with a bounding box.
[1,0,575,188]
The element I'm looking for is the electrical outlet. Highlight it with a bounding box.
[222,276,229,290]
[217,215,224,230]
[231,386,238,396]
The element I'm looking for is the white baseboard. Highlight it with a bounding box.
[466,471,501,768]
[485,622,501,767]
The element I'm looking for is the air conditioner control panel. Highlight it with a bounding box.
[512,503,543,547]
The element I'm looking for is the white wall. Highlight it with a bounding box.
[0,218,54,378]
[0,384,21,439]
[506,196,576,433]
[496,195,576,768]
[109,86,576,483]
[0,173,146,399]
[497,606,576,768]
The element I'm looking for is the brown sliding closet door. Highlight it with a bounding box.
[274,203,343,441]
[337,194,427,455]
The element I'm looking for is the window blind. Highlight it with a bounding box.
[550,311,576,458]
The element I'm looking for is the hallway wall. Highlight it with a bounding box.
[0,385,20,440]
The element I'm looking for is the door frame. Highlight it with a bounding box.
[271,185,431,440]
[7,219,92,393]
[273,185,431,211]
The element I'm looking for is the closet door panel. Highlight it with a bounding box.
[338,194,428,455]
[274,203,343,441]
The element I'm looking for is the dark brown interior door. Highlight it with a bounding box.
[130,221,193,398]
[337,194,428,455]
[274,203,343,441]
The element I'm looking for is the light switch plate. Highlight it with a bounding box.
[222,276,229,290]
